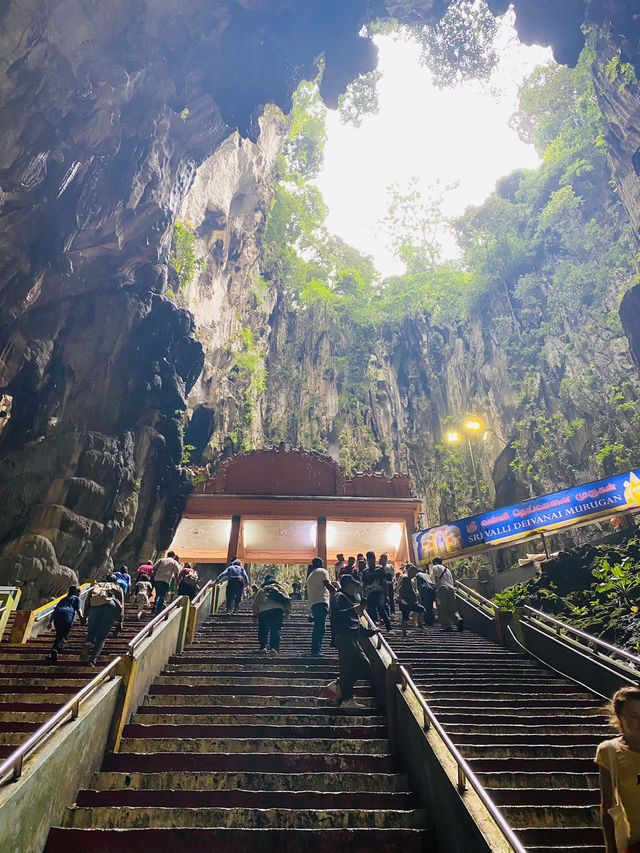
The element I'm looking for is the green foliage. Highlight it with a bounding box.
[413,0,499,88]
[232,326,267,449]
[493,539,640,652]
[181,444,196,465]
[605,53,637,92]
[281,79,327,181]
[258,37,640,500]
[170,221,205,291]
[337,70,382,127]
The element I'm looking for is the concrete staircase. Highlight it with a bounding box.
[387,625,612,852]
[44,601,433,852]
[0,601,153,761]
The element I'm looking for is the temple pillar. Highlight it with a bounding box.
[226,514,242,566]
[317,516,327,568]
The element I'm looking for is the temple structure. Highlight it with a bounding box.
[170,448,421,567]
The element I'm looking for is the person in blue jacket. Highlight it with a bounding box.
[49,585,85,664]
[215,558,250,615]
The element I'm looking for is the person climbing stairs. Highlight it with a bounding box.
[44,600,434,852]
[0,599,153,760]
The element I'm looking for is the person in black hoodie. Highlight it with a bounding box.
[331,574,380,709]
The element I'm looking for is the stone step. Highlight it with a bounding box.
[0,709,55,722]
[436,711,609,725]
[142,694,376,708]
[490,787,600,806]
[124,723,388,739]
[75,788,417,810]
[119,737,390,755]
[445,723,608,736]
[458,743,597,759]
[148,684,375,697]
[133,712,385,726]
[500,803,600,828]
[92,770,411,792]
[153,675,336,687]
[45,827,433,853]
[103,752,398,774]
[515,825,604,847]
[63,805,428,830]
[452,732,602,746]
[478,771,599,790]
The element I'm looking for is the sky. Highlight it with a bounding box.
[315,17,553,277]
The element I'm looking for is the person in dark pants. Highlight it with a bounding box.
[362,551,392,632]
[416,568,437,625]
[252,574,290,655]
[215,558,250,615]
[398,564,426,637]
[152,551,180,615]
[331,575,380,709]
[49,585,85,664]
[380,553,395,615]
[84,576,124,666]
[306,557,335,656]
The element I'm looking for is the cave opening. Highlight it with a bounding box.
[0,0,639,606]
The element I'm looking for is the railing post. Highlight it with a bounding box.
[12,754,23,782]
[457,765,467,793]
[107,655,137,754]
[384,663,402,752]
[175,595,190,655]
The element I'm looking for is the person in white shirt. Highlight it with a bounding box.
[152,551,180,615]
[431,557,463,632]
[306,557,335,656]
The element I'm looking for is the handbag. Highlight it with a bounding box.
[603,740,631,852]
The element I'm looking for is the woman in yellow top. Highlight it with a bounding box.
[596,686,640,853]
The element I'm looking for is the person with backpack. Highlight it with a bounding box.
[152,551,180,614]
[133,575,153,620]
[83,575,124,666]
[252,574,291,655]
[48,585,85,664]
[215,558,250,615]
[177,562,199,601]
[431,557,463,632]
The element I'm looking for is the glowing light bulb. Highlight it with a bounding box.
[447,432,460,443]
[465,419,482,431]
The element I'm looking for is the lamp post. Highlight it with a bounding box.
[446,416,486,511]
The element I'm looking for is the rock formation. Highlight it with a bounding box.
[0,0,639,601]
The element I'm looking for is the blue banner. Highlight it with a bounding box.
[414,470,640,564]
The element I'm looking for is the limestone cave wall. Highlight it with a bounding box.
[0,0,639,602]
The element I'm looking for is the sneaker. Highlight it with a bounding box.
[268,648,278,656]
[258,648,268,655]
[340,698,364,709]
[457,618,464,632]
[49,649,58,664]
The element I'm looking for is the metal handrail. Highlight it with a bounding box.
[0,656,121,786]
[456,580,499,617]
[361,610,399,664]
[191,579,214,609]
[32,583,94,625]
[398,665,527,853]
[127,595,185,656]
[523,605,640,670]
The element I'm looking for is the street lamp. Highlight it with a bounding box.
[446,415,485,510]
